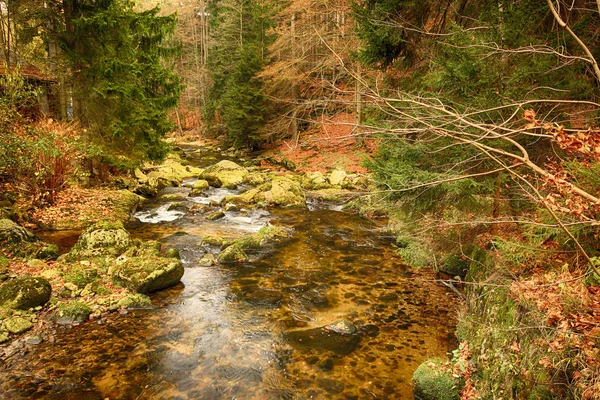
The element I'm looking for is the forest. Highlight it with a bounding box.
[1,0,600,399]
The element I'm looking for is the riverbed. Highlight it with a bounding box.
[0,148,456,399]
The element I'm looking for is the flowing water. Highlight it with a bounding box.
[0,148,457,399]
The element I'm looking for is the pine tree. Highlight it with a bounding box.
[60,0,182,166]
[204,0,273,148]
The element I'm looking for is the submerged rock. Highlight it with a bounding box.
[67,221,132,260]
[0,219,58,259]
[201,160,249,188]
[286,320,360,355]
[0,277,52,310]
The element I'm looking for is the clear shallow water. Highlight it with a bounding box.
[0,150,457,399]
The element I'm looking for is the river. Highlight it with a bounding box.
[0,147,456,399]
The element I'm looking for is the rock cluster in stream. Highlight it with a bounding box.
[0,219,184,347]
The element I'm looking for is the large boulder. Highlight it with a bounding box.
[201,160,249,188]
[67,221,132,260]
[286,320,360,355]
[0,219,58,259]
[0,277,52,310]
[145,156,203,185]
[412,358,460,400]
[257,177,305,207]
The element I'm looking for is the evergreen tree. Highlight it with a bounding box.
[60,0,182,166]
[205,0,273,148]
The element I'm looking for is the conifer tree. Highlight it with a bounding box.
[204,0,273,148]
[60,0,182,166]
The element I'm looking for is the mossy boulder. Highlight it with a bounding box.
[115,293,151,309]
[4,316,33,334]
[67,221,132,260]
[243,171,269,186]
[257,177,306,207]
[286,320,360,355]
[0,256,8,281]
[412,358,460,400]
[217,244,248,263]
[0,277,52,310]
[0,218,58,259]
[145,156,203,186]
[218,226,291,263]
[189,179,210,196]
[302,171,331,190]
[201,160,249,188]
[223,188,261,205]
[202,235,225,247]
[55,300,92,325]
[307,189,355,202]
[328,170,347,186]
[112,256,184,294]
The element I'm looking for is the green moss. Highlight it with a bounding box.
[218,244,247,263]
[115,293,151,309]
[111,256,184,294]
[412,358,459,400]
[0,277,52,310]
[4,316,33,334]
[67,220,132,260]
[64,266,99,289]
[55,300,92,324]
[202,235,225,247]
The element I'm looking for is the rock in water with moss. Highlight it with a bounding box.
[256,177,306,207]
[55,300,92,325]
[412,358,460,400]
[201,160,249,188]
[0,277,52,310]
[112,255,184,294]
[0,218,58,259]
[67,220,132,260]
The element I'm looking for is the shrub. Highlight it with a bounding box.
[0,119,82,205]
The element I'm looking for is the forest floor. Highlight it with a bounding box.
[259,113,379,174]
